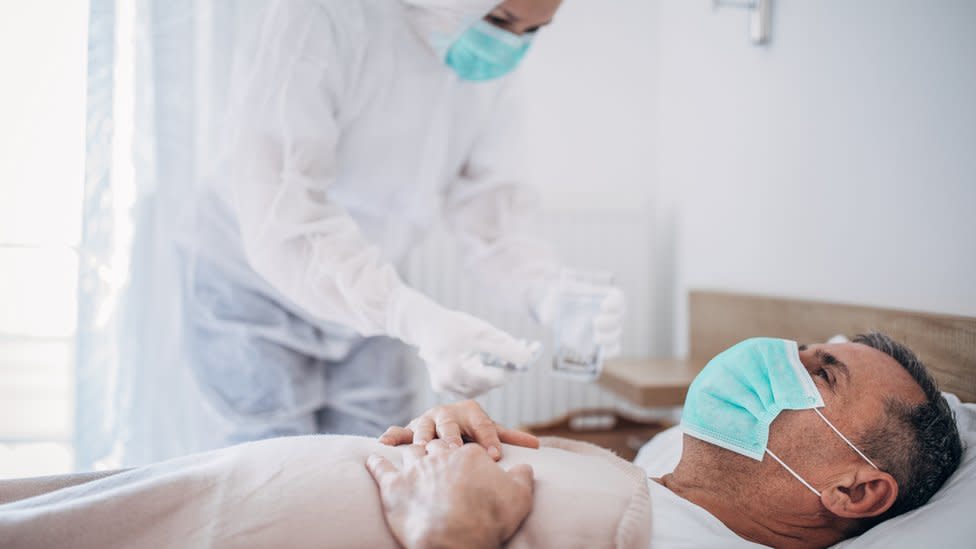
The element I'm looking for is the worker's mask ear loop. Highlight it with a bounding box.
[765,408,880,498]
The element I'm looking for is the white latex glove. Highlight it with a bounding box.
[388,287,536,397]
[534,273,626,359]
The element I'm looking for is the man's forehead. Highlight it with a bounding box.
[826,342,925,402]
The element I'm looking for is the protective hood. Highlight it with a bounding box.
[402,0,501,60]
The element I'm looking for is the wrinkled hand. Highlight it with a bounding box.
[379,400,539,461]
[366,442,534,549]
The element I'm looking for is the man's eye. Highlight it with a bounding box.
[815,368,834,386]
[485,14,510,26]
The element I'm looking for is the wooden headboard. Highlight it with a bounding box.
[689,291,976,402]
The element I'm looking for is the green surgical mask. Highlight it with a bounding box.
[445,20,534,81]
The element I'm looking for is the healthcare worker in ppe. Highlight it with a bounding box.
[181,0,625,448]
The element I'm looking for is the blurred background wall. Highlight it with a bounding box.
[517,0,976,360]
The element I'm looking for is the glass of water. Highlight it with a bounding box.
[551,270,615,381]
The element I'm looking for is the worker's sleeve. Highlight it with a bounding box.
[227,1,406,337]
[443,77,560,318]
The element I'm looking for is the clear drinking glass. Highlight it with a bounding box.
[551,270,615,381]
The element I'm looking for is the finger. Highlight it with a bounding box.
[426,438,451,456]
[468,415,503,461]
[434,412,464,449]
[500,463,536,540]
[365,455,399,487]
[412,416,436,445]
[401,443,426,468]
[379,426,414,446]
[507,463,535,493]
[498,426,541,449]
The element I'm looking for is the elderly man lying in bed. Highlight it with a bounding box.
[367,332,962,548]
[0,333,962,549]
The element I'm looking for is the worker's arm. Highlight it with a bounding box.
[227,0,404,337]
[442,76,560,322]
[226,1,533,396]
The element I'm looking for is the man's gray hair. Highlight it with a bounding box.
[853,332,963,528]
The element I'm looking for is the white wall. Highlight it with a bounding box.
[656,0,976,354]
[517,0,677,354]
[521,0,976,358]
[520,0,658,209]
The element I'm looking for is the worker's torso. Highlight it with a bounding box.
[316,0,508,260]
[186,0,512,331]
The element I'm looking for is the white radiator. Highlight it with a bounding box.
[403,208,659,428]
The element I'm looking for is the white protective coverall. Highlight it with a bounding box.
[180,0,566,447]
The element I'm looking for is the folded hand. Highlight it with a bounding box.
[378,400,539,460]
[366,441,534,549]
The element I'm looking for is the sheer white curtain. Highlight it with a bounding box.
[77,0,265,469]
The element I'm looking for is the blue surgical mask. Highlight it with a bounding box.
[445,20,534,81]
[681,338,878,496]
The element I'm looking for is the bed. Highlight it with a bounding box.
[0,291,972,548]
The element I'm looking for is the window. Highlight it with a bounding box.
[0,2,89,478]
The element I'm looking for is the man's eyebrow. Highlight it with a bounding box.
[816,349,850,381]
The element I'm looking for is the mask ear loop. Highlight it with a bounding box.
[765,448,822,497]
[813,408,879,469]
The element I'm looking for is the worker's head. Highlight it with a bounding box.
[678,333,961,543]
[404,0,564,81]
[483,0,562,36]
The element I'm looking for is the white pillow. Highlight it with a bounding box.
[633,393,976,548]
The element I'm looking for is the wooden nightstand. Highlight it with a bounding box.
[597,357,706,407]
[522,358,704,460]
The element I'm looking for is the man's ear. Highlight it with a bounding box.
[821,468,899,519]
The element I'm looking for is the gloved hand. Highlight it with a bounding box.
[388,287,537,397]
[533,271,626,359]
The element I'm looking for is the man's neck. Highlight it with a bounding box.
[656,467,848,549]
